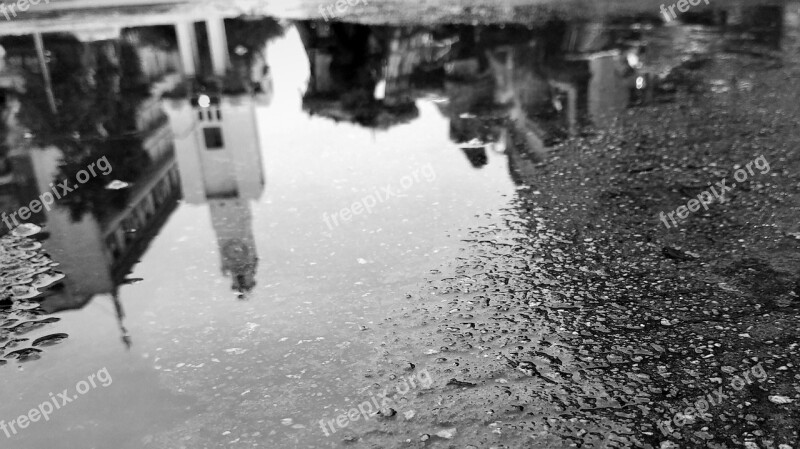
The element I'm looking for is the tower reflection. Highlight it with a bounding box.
[165,78,270,298]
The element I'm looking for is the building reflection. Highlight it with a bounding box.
[164,78,270,298]
[0,30,181,312]
[295,21,642,171]
[0,15,277,345]
[163,18,274,300]
[296,22,422,128]
[295,3,785,182]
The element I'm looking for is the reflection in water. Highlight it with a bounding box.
[0,1,785,328]
[0,29,183,351]
[165,76,270,298]
[297,23,421,128]
[0,0,785,349]
[0,17,279,346]
[296,21,646,174]
[293,6,786,180]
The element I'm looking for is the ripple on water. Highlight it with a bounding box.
[0,229,69,367]
[5,347,43,362]
[32,333,70,347]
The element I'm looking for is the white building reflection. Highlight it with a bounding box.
[0,14,272,350]
[165,84,270,297]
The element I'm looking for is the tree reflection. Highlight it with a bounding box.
[2,32,155,222]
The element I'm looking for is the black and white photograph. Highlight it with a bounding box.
[0,0,798,448]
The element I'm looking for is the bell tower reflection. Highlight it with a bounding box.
[165,85,269,298]
[212,200,257,296]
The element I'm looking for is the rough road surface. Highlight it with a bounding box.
[352,13,800,449]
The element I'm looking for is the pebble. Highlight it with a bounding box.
[436,428,457,439]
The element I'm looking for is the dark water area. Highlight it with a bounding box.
[0,1,798,448]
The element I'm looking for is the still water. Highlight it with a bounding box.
[0,2,792,448]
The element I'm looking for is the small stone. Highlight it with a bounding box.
[768,395,794,404]
[447,378,477,387]
[694,431,713,440]
[436,428,457,439]
[378,408,397,418]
